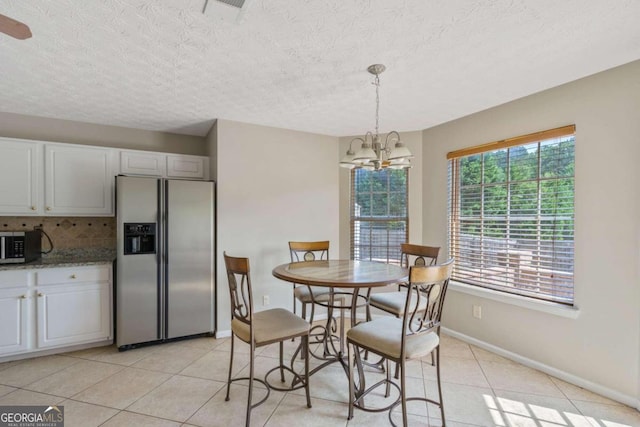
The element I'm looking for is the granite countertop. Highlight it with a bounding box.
[0,248,116,271]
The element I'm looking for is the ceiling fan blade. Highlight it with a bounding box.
[0,13,32,39]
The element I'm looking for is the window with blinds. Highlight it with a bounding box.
[447,125,575,305]
[351,168,408,264]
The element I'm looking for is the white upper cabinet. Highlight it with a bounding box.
[0,139,40,214]
[119,150,209,180]
[0,137,210,217]
[166,154,207,179]
[120,151,165,177]
[44,144,114,216]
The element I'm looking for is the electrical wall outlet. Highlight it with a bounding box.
[263,295,270,306]
[472,305,482,319]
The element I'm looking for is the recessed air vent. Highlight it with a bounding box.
[216,0,246,8]
[202,0,252,22]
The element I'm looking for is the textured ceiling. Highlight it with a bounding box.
[1,0,640,137]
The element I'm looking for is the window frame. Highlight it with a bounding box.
[350,167,409,265]
[447,125,575,305]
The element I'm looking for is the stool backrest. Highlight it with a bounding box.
[400,243,440,268]
[224,252,253,325]
[289,241,330,262]
[401,258,455,354]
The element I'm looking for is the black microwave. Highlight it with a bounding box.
[0,231,41,264]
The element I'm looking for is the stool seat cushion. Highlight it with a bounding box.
[347,316,438,360]
[369,291,427,316]
[232,308,309,345]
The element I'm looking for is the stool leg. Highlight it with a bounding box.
[225,334,234,401]
[400,358,408,427]
[292,284,297,315]
[279,341,285,382]
[347,342,354,420]
[436,346,446,425]
[304,335,312,408]
[246,342,255,427]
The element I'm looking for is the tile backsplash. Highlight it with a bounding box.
[1,217,116,250]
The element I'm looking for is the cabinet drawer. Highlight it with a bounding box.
[0,270,29,288]
[36,265,110,285]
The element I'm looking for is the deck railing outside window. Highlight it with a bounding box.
[447,126,575,304]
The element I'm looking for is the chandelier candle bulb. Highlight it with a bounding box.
[339,64,413,171]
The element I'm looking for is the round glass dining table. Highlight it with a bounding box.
[272,259,408,374]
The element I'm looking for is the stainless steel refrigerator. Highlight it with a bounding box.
[115,176,215,350]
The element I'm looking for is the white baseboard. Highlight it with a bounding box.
[442,327,640,410]
[0,339,113,363]
[215,330,231,338]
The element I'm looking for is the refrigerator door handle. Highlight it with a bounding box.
[163,180,170,339]
[157,179,163,340]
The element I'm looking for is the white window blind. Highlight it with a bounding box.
[351,168,408,264]
[447,125,575,305]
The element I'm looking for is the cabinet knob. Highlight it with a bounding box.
[70,274,77,279]
[46,206,52,211]
[20,294,27,299]
[30,206,36,211]
[37,292,44,297]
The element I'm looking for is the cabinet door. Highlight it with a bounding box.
[166,155,206,179]
[0,287,29,356]
[36,282,111,348]
[0,139,40,214]
[44,145,114,215]
[120,151,165,176]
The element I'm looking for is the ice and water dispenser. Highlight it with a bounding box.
[123,223,156,255]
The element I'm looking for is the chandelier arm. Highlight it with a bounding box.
[384,130,401,151]
[364,131,375,144]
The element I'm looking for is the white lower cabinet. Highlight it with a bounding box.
[0,265,112,359]
[0,287,29,355]
[36,282,111,348]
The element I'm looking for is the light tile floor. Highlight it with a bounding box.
[0,333,638,427]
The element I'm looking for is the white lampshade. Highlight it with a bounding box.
[353,142,377,163]
[339,150,357,168]
[388,141,414,160]
[388,158,411,169]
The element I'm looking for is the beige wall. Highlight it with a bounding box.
[338,131,424,259]
[0,112,207,155]
[211,119,340,331]
[421,60,640,401]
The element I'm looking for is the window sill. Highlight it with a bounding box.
[448,281,580,319]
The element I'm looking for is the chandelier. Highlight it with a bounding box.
[340,64,413,171]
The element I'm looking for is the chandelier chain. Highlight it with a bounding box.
[374,74,380,137]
